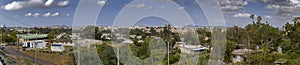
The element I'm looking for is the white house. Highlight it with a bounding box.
[122,39,134,44]
[51,43,65,52]
[23,42,34,48]
[34,40,47,49]
[23,40,47,49]
[232,49,254,63]
[177,44,209,55]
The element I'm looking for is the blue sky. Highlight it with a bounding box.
[0,0,300,27]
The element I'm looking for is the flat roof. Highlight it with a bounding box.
[19,34,48,39]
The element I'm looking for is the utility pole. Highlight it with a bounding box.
[35,32,37,63]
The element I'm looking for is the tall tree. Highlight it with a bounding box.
[47,31,56,40]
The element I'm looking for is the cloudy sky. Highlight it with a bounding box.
[0,0,299,27]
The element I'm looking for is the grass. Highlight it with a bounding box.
[13,46,75,65]
[22,51,74,65]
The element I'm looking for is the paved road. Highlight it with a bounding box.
[3,46,55,65]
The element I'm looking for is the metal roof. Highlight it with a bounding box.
[19,34,48,39]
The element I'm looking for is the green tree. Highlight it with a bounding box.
[224,40,236,63]
[47,31,56,40]
[96,43,119,65]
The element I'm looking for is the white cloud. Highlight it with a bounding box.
[43,12,51,17]
[58,0,70,7]
[2,0,70,10]
[160,6,165,8]
[25,13,32,16]
[265,0,300,19]
[14,15,19,17]
[66,14,70,16]
[97,0,106,6]
[136,4,145,8]
[291,0,300,4]
[124,4,135,8]
[33,13,40,17]
[3,1,26,10]
[219,0,248,11]
[265,15,272,19]
[266,4,294,10]
[45,0,54,7]
[261,0,269,3]
[290,0,300,7]
[233,13,252,18]
[27,0,44,6]
[178,7,185,10]
[52,12,59,16]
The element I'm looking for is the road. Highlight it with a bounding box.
[3,46,55,65]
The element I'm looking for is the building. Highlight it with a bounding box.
[34,40,47,49]
[177,44,209,55]
[51,43,65,52]
[122,39,134,44]
[232,49,254,63]
[23,42,34,48]
[22,40,47,49]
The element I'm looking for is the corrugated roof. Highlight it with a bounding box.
[19,34,48,39]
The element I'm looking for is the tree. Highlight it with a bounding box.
[47,31,56,40]
[250,14,255,20]
[96,43,119,65]
[224,40,236,63]
[284,17,300,52]
[245,15,282,64]
[245,16,281,49]
[10,32,17,43]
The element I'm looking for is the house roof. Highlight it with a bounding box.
[19,34,48,39]
[232,49,253,55]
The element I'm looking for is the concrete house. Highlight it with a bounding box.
[51,43,65,52]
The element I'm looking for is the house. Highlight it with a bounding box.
[274,58,288,65]
[23,42,34,48]
[122,39,134,44]
[22,40,47,49]
[232,49,254,63]
[138,40,144,43]
[177,44,209,55]
[51,43,65,52]
[34,40,47,49]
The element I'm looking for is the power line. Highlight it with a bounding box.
[0,13,31,27]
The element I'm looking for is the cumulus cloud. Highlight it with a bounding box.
[137,4,145,8]
[265,0,300,19]
[33,13,40,17]
[2,0,71,10]
[25,13,32,16]
[266,4,294,10]
[52,12,59,16]
[43,12,51,17]
[58,0,70,7]
[3,1,26,10]
[290,0,300,7]
[45,0,54,7]
[233,13,252,18]
[178,7,185,10]
[97,0,106,6]
[219,0,248,11]
[265,15,272,19]
[66,14,70,16]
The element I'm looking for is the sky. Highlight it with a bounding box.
[0,0,299,28]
